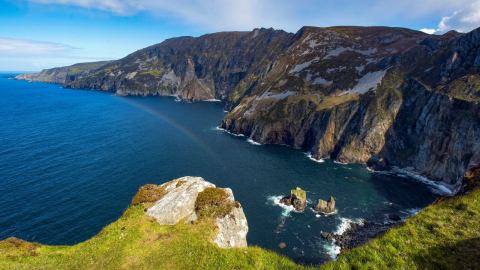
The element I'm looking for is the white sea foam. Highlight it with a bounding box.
[391,167,456,196]
[203,99,221,102]
[402,208,421,216]
[324,242,341,260]
[366,166,456,196]
[324,217,365,259]
[267,195,296,217]
[335,217,363,235]
[333,160,348,165]
[305,152,325,163]
[247,138,262,146]
[313,208,338,217]
[214,126,245,137]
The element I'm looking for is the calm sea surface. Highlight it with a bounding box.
[0,74,437,263]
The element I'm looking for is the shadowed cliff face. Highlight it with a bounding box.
[64,28,293,101]
[16,26,480,189]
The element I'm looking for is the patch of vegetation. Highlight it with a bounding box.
[439,75,480,102]
[463,165,480,190]
[175,180,186,188]
[0,238,40,257]
[139,69,162,77]
[322,186,480,270]
[66,61,112,75]
[0,204,300,270]
[291,187,306,201]
[2,185,480,269]
[195,188,237,219]
[131,184,167,205]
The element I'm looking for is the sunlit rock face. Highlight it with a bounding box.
[17,26,480,190]
[146,176,248,248]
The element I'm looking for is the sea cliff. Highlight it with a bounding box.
[16,26,480,190]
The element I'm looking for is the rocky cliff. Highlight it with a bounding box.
[15,61,111,84]
[136,176,248,248]
[221,26,480,191]
[17,28,293,101]
[17,26,480,190]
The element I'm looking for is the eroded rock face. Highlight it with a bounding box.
[315,196,336,214]
[280,187,307,212]
[145,176,248,248]
[220,27,480,190]
[214,188,248,248]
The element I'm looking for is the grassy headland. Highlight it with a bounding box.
[1,185,480,269]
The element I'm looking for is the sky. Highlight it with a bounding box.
[1,0,480,71]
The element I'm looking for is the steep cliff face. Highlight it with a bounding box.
[221,26,480,189]
[16,26,480,189]
[60,28,293,101]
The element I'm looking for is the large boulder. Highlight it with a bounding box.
[280,187,307,212]
[144,176,248,248]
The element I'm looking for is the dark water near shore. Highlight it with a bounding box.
[0,74,437,263]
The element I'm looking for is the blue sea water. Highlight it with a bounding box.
[0,74,437,263]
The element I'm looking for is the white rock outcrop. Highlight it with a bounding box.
[146,176,248,248]
[213,188,248,248]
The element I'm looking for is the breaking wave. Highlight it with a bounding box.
[324,217,365,260]
[247,138,262,146]
[267,195,296,217]
[305,152,325,163]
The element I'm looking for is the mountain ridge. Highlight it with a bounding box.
[16,25,480,191]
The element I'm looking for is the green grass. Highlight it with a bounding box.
[0,203,301,270]
[1,185,480,269]
[195,187,237,219]
[291,187,307,201]
[322,187,480,270]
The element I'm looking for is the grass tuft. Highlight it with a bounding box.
[195,188,236,219]
[131,184,166,205]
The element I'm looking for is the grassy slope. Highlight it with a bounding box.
[0,203,300,270]
[322,187,480,270]
[1,187,480,270]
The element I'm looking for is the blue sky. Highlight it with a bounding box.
[1,0,480,71]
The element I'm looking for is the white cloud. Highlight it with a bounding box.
[30,0,300,31]
[30,0,136,14]
[0,37,111,71]
[28,0,480,33]
[437,1,480,33]
[0,37,77,57]
[419,28,436,34]
[419,0,480,34]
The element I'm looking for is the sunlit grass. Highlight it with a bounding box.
[1,186,480,269]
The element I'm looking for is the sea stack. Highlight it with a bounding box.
[315,196,336,214]
[280,187,307,212]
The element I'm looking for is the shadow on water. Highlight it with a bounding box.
[368,172,438,219]
[413,238,480,270]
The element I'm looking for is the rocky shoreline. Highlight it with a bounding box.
[322,219,402,253]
